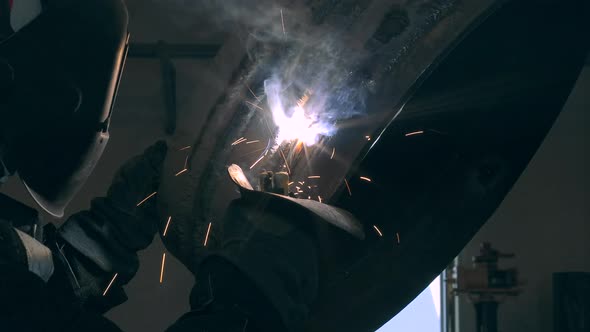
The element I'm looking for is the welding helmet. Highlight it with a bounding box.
[0,0,129,217]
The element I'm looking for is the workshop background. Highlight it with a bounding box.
[1,0,588,331]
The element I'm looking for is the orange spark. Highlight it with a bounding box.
[344,179,352,196]
[163,216,172,237]
[246,84,260,101]
[175,168,188,176]
[308,175,321,179]
[366,135,371,141]
[136,192,157,207]
[373,225,383,237]
[330,147,335,160]
[160,253,166,284]
[250,155,265,169]
[203,222,212,247]
[297,93,310,108]
[288,182,294,185]
[245,100,265,111]
[279,149,291,175]
[396,232,401,244]
[318,196,322,203]
[405,130,424,137]
[293,141,304,154]
[102,273,118,296]
[231,137,247,146]
[360,176,372,182]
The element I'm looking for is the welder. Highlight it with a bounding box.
[0,1,356,331]
[0,0,147,330]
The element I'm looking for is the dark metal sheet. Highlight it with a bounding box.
[157,0,589,331]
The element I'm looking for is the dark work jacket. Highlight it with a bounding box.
[0,195,289,332]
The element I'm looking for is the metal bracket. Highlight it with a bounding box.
[128,41,222,134]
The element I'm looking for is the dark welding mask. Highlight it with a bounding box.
[0,0,129,217]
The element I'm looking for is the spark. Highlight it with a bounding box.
[245,100,265,111]
[136,192,157,207]
[280,9,286,36]
[295,186,301,191]
[231,137,247,146]
[366,135,371,141]
[279,148,291,174]
[160,253,166,284]
[297,94,310,108]
[246,84,260,101]
[405,130,424,137]
[250,155,265,169]
[331,147,335,160]
[102,273,118,296]
[288,182,294,185]
[184,154,189,168]
[373,225,383,237]
[344,179,352,196]
[175,168,188,176]
[396,232,401,244]
[163,216,172,237]
[246,140,260,144]
[308,196,311,199]
[203,222,212,247]
[298,181,305,185]
[308,186,311,189]
[308,175,321,179]
[178,145,191,151]
[236,147,266,159]
[318,196,322,203]
[360,176,372,182]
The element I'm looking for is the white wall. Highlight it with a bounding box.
[458,67,589,332]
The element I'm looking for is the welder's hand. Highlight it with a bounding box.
[194,199,319,332]
[105,139,168,229]
[55,140,168,312]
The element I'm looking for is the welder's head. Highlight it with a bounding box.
[0,0,129,217]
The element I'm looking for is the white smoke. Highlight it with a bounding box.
[151,0,371,143]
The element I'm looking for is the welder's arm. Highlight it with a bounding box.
[167,199,320,332]
[0,220,124,331]
[53,141,167,313]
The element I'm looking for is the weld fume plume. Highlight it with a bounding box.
[156,0,372,144]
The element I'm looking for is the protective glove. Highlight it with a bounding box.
[55,140,168,312]
[172,164,363,332]
[182,198,319,332]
